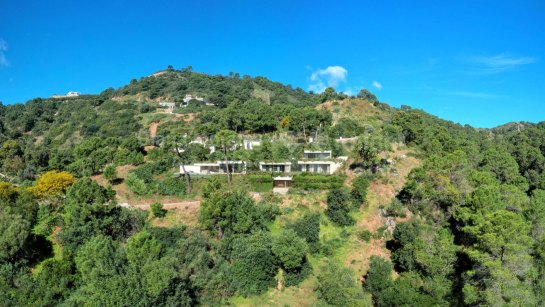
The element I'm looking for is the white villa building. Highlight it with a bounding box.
[303,150,332,159]
[243,139,261,150]
[66,91,80,97]
[159,102,175,107]
[181,94,205,107]
[159,102,175,113]
[297,160,342,174]
[181,161,247,175]
[259,162,292,173]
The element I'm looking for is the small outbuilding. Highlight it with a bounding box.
[273,176,292,194]
[273,176,293,188]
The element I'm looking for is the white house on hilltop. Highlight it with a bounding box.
[66,91,80,97]
[181,94,205,107]
[243,139,261,150]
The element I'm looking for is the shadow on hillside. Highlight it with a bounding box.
[111,178,124,185]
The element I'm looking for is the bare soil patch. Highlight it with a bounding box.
[149,122,159,138]
[343,145,421,277]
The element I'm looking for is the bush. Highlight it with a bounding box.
[103,165,117,183]
[373,226,389,240]
[146,148,173,161]
[246,174,272,192]
[151,202,166,218]
[292,173,345,190]
[288,211,320,245]
[351,173,373,208]
[256,201,281,224]
[315,261,365,305]
[385,198,406,217]
[140,104,155,113]
[358,229,372,242]
[272,229,308,271]
[126,173,148,195]
[325,188,354,226]
[321,237,343,257]
[283,260,312,287]
[156,177,185,196]
[230,232,278,296]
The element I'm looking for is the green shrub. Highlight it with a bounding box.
[321,237,343,256]
[288,211,320,245]
[358,229,372,242]
[292,173,345,190]
[146,148,173,161]
[125,173,148,195]
[283,260,312,287]
[246,174,272,192]
[315,261,365,306]
[374,226,389,240]
[386,198,406,217]
[325,188,354,226]
[151,202,166,218]
[156,177,185,196]
[351,173,373,208]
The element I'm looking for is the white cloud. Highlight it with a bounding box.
[468,53,536,74]
[372,81,382,90]
[0,39,9,67]
[308,65,347,93]
[342,89,355,96]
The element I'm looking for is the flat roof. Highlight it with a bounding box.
[259,162,291,165]
[187,161,247,167]
[297,160,336,164]
[273,176,293,181]
[304,150,332,153]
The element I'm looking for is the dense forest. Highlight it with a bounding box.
[1,67,544,306]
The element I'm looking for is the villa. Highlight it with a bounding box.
[297,160,342,174]
[243,139,261,150]
[181,94,205,107]
[303,150,332,159]
[181,161,247,175]
[259,161,292,173]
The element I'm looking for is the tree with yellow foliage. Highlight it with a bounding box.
[28,170,75,198]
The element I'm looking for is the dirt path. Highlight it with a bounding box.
[343,145,421,277]
[149,122,159,138]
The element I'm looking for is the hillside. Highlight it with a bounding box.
[106,66,318,107]
[1,68,545,306]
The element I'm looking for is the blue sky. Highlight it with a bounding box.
[1,0,544,128]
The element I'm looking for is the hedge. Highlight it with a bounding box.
[246,174,273,192]
[292,173,345,190]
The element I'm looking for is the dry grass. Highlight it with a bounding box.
[317,98,384,125]
[91,164,137,203]
[342,144,421,277]
[91,164,201,206]
[151,203,200,227]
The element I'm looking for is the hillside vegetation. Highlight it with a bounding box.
[1,67,545,306]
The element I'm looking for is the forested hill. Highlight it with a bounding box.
[1,67,545,306]
[103,66,319,107]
